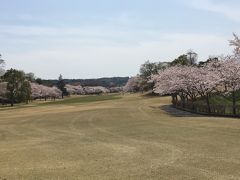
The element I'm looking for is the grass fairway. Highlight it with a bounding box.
[0,94,240,179]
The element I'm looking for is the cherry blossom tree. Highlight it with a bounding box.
[65,84,85,95]
[109,87,123,93]
[192,64,220,112]
[30,83,62,100]
[83,86,110,95]
[153,66,200,106]
[223,34,240,114]
[48,86,62,100]
[30,83,42,99]
[209,57,240,115]
[123,75,143,92]
[152,33,240,114]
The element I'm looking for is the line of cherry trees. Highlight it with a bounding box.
[0,60,124,106]
[31,83,62,100]
[124,34,240,115]
[1,33,239,110]
[0,76,123,106]
[152,34,240,115]
[124,50,199,93]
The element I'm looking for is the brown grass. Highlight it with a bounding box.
[0,94,240,179]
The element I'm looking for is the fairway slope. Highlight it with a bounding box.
[0,94,240,179]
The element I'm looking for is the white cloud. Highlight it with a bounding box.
[0,24,230,45]
[182,0,240,23]
[3,29,232,79]
[0,1,237,79]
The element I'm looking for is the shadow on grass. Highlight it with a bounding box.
[160,105,202,117]
[141,91,161,98]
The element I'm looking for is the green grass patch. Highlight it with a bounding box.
[39,94,122,106]
[0,94,122,110]
[195,95,240,106]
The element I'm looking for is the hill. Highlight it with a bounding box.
[41,77,129,87]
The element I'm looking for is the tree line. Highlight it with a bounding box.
[124,33,240,116]
[0,60,125,106]
[124,49,200,93]
[152,34,240,115]
[0,66,65,106]
[35,77,129,88]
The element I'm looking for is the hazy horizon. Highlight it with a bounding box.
[1,0,239,79]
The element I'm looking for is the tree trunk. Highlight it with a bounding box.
[10,92,14,107]
[232,91,236,115]
[171,95,175,105]
[191,99,194,111]
[182,95,186,108]
[206,94,211,113]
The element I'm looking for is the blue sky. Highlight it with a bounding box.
[0,0,240,79]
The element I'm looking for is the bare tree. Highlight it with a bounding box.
[187,49,198,65]
[0,54,5,77]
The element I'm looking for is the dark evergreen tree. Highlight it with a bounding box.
[3,69,31,106]
[57,74,67,98]
[170,54,189,66]
[35,78,43,84]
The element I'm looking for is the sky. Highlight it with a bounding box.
[0,0,240,79]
